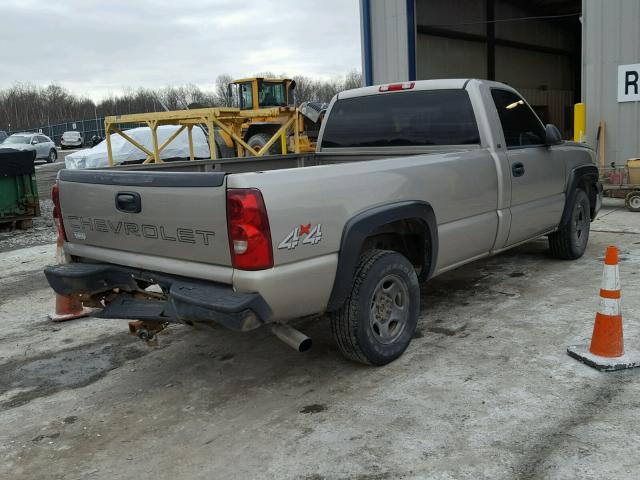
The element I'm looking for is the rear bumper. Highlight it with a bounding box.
[44,263,272,331]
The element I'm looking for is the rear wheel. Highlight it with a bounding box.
[549,188,590,259]
[625,191,640,212]
[246,133,282,156]
[48,149,57,163]
[330,249,420,366]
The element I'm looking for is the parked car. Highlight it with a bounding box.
[0,130,8,143]
[3,133,57,162]
[60,131,84,149]
[45,79,602,365]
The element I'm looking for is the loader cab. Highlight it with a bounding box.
[231,77,296,110]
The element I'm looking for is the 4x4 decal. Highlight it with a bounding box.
[278,224,322,250]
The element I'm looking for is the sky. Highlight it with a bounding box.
[0,0,362,101]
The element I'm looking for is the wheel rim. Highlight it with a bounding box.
[630,195,640,209]
[572,200,589,244]
[369,274,410,345]
[50,150,56,161]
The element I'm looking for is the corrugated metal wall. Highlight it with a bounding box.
[413,0,579,138]
[518,88,575,136]
[361,0,410,85]
[583,0,640,166]
[362,0,640,162]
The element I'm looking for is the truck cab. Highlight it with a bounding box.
[230,77,296,110]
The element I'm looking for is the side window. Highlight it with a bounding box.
[491,89,546,148]
[240,82,253,110]
[39,135,49,143]
[30,136,38,144]
[259,83,285,107]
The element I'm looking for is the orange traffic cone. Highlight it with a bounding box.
[47,218,91,322]
[49,293,91,322]
[567,246,640,371]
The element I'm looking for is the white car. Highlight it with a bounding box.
[60,131,84,149]
[3,133,58,162]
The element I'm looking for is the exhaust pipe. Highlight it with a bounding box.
[272,324,312,353]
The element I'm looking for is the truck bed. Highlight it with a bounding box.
[106,147,471,175]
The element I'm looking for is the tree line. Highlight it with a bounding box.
[0,71,362,132]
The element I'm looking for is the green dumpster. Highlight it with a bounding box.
[0,148,40,228]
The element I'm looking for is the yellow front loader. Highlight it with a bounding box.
[103,77,327,165]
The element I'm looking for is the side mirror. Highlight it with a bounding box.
[545,124,562,146]
[31,139,38,145]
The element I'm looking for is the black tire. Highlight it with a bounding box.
[549,188,590,259]
[625,191,640,212]
[48,149,57,163]
[246,133,282,156]
[330,249,420,366]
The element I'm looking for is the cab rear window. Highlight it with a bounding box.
[321,89,480,148]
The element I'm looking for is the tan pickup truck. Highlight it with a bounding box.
[45,79,602,366]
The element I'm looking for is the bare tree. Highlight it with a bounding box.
[214,74,235,107]
[0,71,362,132]
[343,70,363,90]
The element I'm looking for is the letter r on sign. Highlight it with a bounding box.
[618,64,640,102]
[626,71,639,96]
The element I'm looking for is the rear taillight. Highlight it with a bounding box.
[226,188,273,270]
[51,183,67,240]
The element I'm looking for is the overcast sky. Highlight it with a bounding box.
[0,0,361,101]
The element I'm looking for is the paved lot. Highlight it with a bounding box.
[0,199,639,479]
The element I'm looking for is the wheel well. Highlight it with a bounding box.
[577,176,597,219]
[360,219,431,281]
[326,201,438,312]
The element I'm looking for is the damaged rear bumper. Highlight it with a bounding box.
[44,263,272,331]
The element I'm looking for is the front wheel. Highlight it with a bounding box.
[549,188,590,259]
[48,149,57,163]
[246,133,282,156]
[330,249,420,366]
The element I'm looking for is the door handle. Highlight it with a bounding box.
[115,192,141,213]
[512,162,525,177]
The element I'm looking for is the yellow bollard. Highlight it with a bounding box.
[573,103,586,142]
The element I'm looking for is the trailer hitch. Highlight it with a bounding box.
[128,320,168,343]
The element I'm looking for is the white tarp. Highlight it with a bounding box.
[64,125,210,169]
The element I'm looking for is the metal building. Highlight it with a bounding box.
[360,0,640,166]
[582,0,640,167]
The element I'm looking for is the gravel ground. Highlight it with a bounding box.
[0,197,639,480]
[0,200,56,252]
[0,151,75,252]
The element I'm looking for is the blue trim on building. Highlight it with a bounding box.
[406,0,416,81]
[362,0,374,86]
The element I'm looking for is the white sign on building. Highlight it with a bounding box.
[618,63,640,102]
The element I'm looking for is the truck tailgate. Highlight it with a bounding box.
[57,169,231,266]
